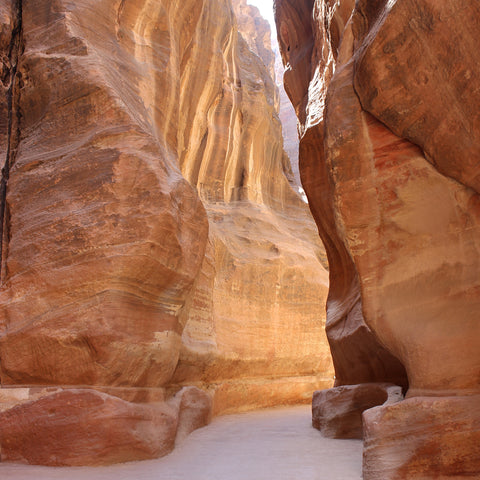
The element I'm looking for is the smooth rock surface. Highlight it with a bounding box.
[349,0,480,398]
[363,396,480,479]
[275,0,480,477]
[0,406,363,480]
[0,386,211,466]
[0,389,179,466]
[274,0,408,389]
[173,386,212,445]
[312,383,403,439]
[0,0,209,390]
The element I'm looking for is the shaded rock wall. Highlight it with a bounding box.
[275,0,407,389]
[275,0,480,477]
[0,0,333,465]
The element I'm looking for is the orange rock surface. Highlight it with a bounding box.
[275,0,408,390]
[0,386,211,466]
[275,0,480,477]
[0,0,333,465]
[171,0,333,415]
[363,395,480,479]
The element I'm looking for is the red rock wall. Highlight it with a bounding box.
[275,0,480,477]
[275,0,407,389]
[0,0,212,465]
[0,0,333,465]
[0,0,210,391]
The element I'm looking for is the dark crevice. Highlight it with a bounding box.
[115,0,126,39]
[0,0,23,283]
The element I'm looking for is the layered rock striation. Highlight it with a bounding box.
[171,0,333,415]
[0,0,333,465]
[0,0,211,465]
[275,0,480,478]
[275,0,408,392]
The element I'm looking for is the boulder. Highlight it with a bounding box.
[0,389,178,466]
[173,387,212,445]
[363,395,480,479]
[312,383,402,439]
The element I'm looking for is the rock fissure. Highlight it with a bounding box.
[0,0,22,282]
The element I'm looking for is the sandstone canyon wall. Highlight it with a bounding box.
[0,0,333,465]
[171,0,333,416]
[274,44,301,186]
[275,0,480,478]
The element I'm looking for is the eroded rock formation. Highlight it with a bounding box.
[170,0,333,416]
[0,0,332,465]
[312,383,402,439]
[275,0,408,391]
[275,0,480,478]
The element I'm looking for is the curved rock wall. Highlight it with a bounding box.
[171,0,333,415]
[275,0,480,477]
[0,0,333,465]
[275,0,407,389]
[0,0,209,392]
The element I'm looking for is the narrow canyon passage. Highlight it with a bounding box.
[0,406,362,480]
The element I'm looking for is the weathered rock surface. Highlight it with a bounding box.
[350,0,480,398]
[233,0,275,82]
[0,386,211,466]
[0,0,333,465]
[312,383,402,439]
[363,396,480,479]
[173,386,212,445]
[276,0,480,477]
[275,0,408,390]
[169,0,334,414]
[173,201,333,415]
[0,0,212,462]
[275,43,301,185]
[0,389,178,465]
[1,0,208,390]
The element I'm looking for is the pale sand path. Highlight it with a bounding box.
[0,405,363,480]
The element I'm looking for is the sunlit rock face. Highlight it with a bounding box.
[0,0,209,393]
[0,0,210,465]
[274,43,301,186]
[0,0,333,465]
[275,0,480,478]
[233,0,275,82]
[171,0,333,415]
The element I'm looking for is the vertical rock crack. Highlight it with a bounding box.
[0,0,23,282]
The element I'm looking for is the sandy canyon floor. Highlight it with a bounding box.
[0,406,363,480]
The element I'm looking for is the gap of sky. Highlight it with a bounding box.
[247,0,276,36]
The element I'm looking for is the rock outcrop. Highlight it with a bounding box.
[0,387,211,466]
[275,0,408,391]
[275,0,480,478]
[312,383,402,439]
[0,0,332,465]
